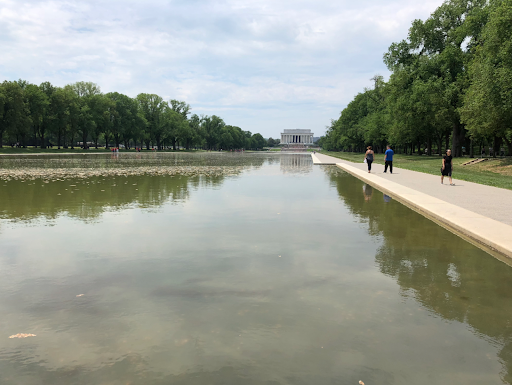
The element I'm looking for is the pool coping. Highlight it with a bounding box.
[311,153,512,264]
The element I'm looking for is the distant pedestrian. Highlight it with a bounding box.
[364,146,374,173]
[441,149,454,185]
[383,145,394,173]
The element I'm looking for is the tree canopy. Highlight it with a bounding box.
[0,80,267,151]
[322,0,512,157]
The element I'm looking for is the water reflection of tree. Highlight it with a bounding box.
[0,174,228,221]
[326,167,512,384]
[0,154,273,222]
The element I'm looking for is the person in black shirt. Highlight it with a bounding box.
[441,149,454,185]
[364,146,374,173]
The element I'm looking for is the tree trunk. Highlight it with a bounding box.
[451,122,464,157]
[469,138,474,158]
[504,137,512,156]
[40,132,45,149]
[451,124,458,157]
[493,136,501,158]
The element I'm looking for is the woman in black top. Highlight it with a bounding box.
[364,146,374,173]
[441,149,454,185]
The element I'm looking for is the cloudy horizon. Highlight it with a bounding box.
[0,0,445,138]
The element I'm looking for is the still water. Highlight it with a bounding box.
[0,153,511,385]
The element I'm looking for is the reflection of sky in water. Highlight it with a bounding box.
[0,154,511,385]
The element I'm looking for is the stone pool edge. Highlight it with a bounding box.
[311,154,512,263]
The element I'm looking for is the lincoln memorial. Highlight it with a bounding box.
[281,129,314,145]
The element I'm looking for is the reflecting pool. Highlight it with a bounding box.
[0,153,511,385]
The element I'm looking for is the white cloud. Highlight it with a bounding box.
[0,0,444,136]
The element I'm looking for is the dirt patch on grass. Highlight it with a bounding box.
[472,159,512,176]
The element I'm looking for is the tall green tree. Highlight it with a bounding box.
[250,133,266,150]
[202,115,225,150]
[384,0,488,156]
[50,87,74,149]
[106,92,139,148]
[0,81,30,147]
[67,82,102,149]
[168,100,191,150]
[25,83,49,147]
[39,82,56,148]
[136,93,167,149]
[0,86,5,146]
[460,0,512,155]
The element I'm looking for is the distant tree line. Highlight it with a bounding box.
[0,80,268,150]
[321,0,512,157]
[266,137,281,147]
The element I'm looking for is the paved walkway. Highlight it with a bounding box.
[312,153,512,261]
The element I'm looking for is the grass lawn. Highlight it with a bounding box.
[321,151,512,190]
[0,147,203,155]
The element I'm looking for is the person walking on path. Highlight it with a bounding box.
[364,146,374,173]
[441,149,454,185]
[384,145,394,173]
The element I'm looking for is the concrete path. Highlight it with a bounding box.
[311,152,512,261]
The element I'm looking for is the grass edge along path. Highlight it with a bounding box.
[320,151,512,191]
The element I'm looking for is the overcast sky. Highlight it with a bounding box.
[0,0,445,138]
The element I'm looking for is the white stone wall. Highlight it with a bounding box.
[280,133,313,144]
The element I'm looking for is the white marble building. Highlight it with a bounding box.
[280,129,314,145]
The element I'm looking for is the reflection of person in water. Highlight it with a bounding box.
[363,184,373,201]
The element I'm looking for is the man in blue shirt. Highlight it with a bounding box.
[384,145,394,173]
